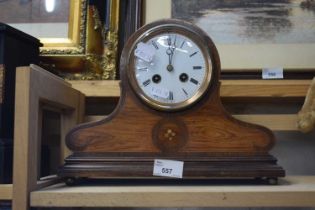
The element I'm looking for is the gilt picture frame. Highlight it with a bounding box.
[144,0,315,72]
[39,0,120,79]
[1,0,121,79]
[0,0,87,55]
[39,0,87,55]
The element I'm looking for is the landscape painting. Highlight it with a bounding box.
[172,0,315,44]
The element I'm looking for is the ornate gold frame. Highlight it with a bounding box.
[40,0,87,55]
[40,0,120,80]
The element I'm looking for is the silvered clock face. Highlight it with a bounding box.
[128,24,212,111]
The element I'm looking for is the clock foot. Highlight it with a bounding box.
[65,177,85,186]
[267,177,278,185]
[255,177,278,185]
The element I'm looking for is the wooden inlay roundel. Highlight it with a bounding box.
[152,118,188,153]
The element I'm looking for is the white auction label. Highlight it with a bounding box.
[151,87,169,99]
[134,42,155,62]
[153,159,184,178]
[262,67,283,79]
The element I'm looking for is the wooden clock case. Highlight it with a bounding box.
[58,19,285,183]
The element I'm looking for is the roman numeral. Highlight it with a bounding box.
[190,78,199,85]
[180,40,185,48]
[190,51,198,57]
[193,66,202,70]
[142,79,151,87]
[168,91,173,100]
[138,67,148,71]
[152,41,159,49]
[182,88,188,96]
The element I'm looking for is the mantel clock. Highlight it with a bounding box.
[59,19,285,184]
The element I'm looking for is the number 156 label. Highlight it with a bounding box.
[153,159,184,178]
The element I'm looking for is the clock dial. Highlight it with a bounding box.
[128,25,212,111]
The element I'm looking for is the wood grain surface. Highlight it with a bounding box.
[66,84,275,154]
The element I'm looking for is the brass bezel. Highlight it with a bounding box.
[127,20,213,111]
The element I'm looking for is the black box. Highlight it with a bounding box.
[0,23,42,183]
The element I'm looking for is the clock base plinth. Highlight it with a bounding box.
[58,153,285,184]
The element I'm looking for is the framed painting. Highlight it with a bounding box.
[76,0,143,79]
[145,0,315,72]
[0,0,122,79]
[0,0,86,54]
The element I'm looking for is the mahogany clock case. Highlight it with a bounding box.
[58,19,285,183]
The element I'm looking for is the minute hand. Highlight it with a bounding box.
[167,36,173,65]
[168,50,172,66]
[170,35,177,64]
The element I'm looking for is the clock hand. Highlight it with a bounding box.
[166,35,174,72]
[172,35,177,52]
[167,35,173,58]
[167,35,172,47]
[168,51,172,65]
[169,35,177,65]
[166,48,174,72]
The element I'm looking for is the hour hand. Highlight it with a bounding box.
[166,48,174,72]
[166,35,174,71]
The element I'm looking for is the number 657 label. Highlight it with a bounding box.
[153,159,184,178]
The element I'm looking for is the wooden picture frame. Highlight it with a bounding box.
[144,0,315,73]
[13,65,85,210]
